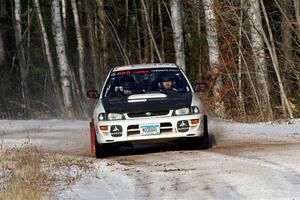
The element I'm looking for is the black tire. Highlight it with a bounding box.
[188,115,210,149]
[95,138,109,158]
[202,115,210,147]
[194,115,210,149]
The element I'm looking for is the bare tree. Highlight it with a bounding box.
[259,0,294,119]
[238,0,246,117]
[202,0,225,117]
[84,2,100,90]
[158,0,165,62]
[278,0,293,101]
[0,32,4,67]
[61,0,67,37]
[96,0,109,83]
[294,0,300,41]
[0,0,6,67]
[14,0,30,114]
[248,0,273,119]
[293,0,300,91]
[170,0,186,71]
[0,0,6,17]
[52,0,73,116]
[71,0,86,96]
[140,0,162,63]
[33,0,63,111]
[134,0,142,63]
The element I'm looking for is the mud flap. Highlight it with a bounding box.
[202,115,210,148]
[204,115,208,138]
[90,122,96,157]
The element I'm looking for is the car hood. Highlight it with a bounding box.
[102,92,192,113]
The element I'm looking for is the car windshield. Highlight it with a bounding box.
[103,68,191,97]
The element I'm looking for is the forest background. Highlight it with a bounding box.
[0,0,299,121]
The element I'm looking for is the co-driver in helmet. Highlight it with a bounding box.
[120,76,135,96]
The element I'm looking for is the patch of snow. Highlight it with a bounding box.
[0,119,87,133]
[210,119,300,137]
[57,160,136,200]
[0,119,300,199]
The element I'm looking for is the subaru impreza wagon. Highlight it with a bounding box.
[87,63,209,158]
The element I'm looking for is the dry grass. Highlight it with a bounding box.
[0,146,93,200]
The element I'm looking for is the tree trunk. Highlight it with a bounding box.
[106,15,130,65]
[134,0,142,63]
[158,0,165,62]
[294,0,300,42]
[259,0,294,119]
[0,0,6,67]
[85,3,100,90]
[0,31,4,67]
[96,0,109,83]
[71,0,86,96]
[140,0,162,63]
[124,0,128,58]
[248,0,273,120]
[140,0,149,63]
[238,0,246,117]
[202,0,225,117]
[170,0,186,71]
[61,0,67,36]
[14,0,30,115]
[279,0,293,97]
[26,3,31,80]
[150,2,154,63]
[52,0,73,117]
[33,0,63,111]
[0,0,7,17]
[197,1,202,79]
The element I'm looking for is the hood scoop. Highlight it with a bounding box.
[128,93,167,102]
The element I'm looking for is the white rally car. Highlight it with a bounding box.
[87,63,209,158]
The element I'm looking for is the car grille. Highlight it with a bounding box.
[127,110,169,118]
[127,122,173,136]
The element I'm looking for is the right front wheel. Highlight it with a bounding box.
[90,121,109,158]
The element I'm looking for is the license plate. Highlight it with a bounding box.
[140,124,160,136]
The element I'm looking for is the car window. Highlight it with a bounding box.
[103,68,191,97]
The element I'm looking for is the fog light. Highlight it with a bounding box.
[191,119,200,124]
[99,125,108,131]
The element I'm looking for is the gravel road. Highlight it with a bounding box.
[1,119,299,199]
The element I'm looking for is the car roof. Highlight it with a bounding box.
[112,63,179,72]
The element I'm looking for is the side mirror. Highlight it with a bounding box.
[87,89,99,99]
[193,80,208,92]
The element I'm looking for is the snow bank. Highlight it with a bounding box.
[210,118,300,137]
[0,119,87,133]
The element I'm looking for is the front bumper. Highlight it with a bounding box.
[94,114,205,144]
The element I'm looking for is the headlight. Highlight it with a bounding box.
[98,113,106,121]
[174,108,190,116]
[107,113,124,120]
[173,106,200,116]
[191,106,199,114]
[98,113,124,121]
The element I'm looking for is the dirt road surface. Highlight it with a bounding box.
[1,119,300,199]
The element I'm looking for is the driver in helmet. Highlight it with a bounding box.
[159,72,177,92]
[120,76,135,96]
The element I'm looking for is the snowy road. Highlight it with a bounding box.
[0,119,300,199]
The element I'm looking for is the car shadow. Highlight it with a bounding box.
[109,134,216,157]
